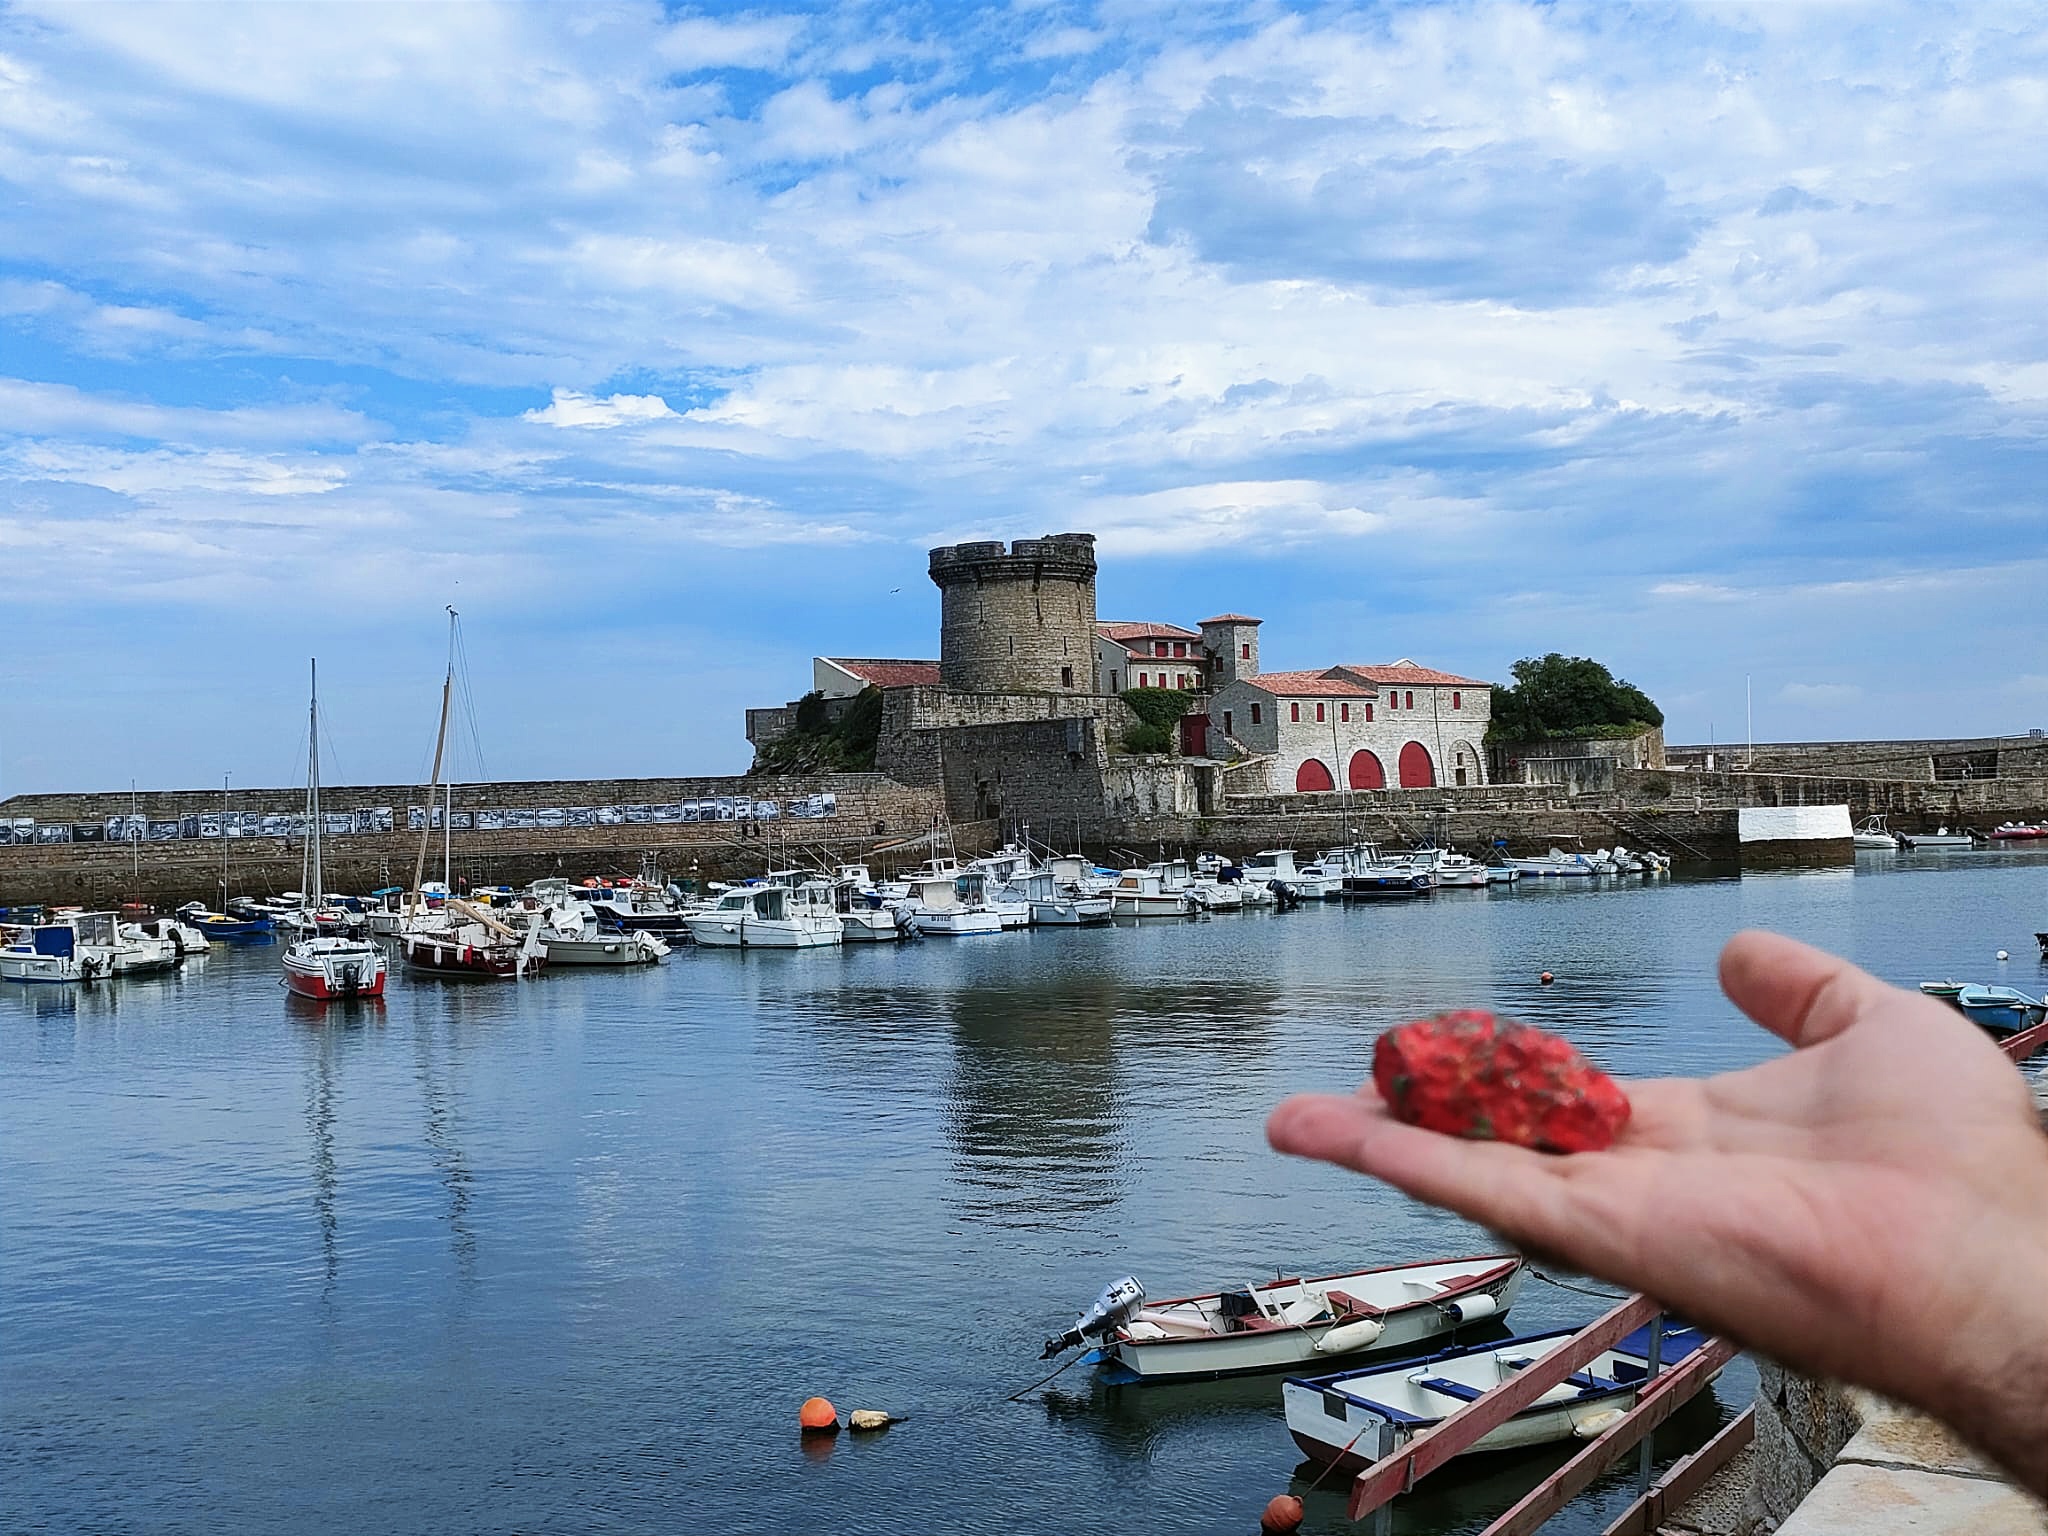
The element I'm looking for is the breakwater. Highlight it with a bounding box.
[0,772,941,905]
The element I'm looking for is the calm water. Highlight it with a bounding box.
[5,851,2045,1536]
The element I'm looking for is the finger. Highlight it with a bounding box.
[1267,1093,1583,1249]
[1718,929,1896,1048]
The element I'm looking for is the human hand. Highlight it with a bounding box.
[1266,930,2048,1496]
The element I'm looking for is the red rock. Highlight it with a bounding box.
[1372,1010,1630,1153]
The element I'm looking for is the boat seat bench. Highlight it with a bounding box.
[1417,1376,1488,1402]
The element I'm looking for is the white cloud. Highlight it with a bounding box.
[523,389,677,429]
[656,15,803,72]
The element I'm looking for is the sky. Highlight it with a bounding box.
[2,0,2045,794]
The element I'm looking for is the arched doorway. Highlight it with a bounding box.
[1348,750,1386,790]
[1447,738,1483,788]
[1398,741,1436,788]
[1295,758,1334,793]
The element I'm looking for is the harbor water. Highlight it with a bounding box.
[4,852,2044,1535]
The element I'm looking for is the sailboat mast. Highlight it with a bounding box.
[221,772,230,898]
[308,659,324,907]
[409,608,457,912]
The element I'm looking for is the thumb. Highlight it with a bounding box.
[1718,929,1895,1049]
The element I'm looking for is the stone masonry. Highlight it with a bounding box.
[929,532,1099,695]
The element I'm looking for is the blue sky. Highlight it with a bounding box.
[3,1,2045,793]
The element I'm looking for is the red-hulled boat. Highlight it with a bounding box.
[398,901,544,980]
[284,936,388,999]
[1991,823,2048,840]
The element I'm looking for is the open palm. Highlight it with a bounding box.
[1267,930,2048,1493]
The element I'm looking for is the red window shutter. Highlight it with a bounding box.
[1340,702,1350,722]
[1290,702,1300,722]
[1452,691,1462,709]
[1315,703,1325,722]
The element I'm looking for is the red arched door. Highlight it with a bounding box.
[1398,742,1435,788]
[1348,750,1386,789]
[1295,758,1334,792]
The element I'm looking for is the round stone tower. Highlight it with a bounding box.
[928,533,1098,694]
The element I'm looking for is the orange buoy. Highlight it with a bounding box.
[1540,971,1554,984]
[799,1396,839,1433]
[1260,1493,1305,1534]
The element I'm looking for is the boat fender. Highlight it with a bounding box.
[1443,1293,1498,1325]
[1574,1408,1626,1438]
[1314,1318,1385,1354]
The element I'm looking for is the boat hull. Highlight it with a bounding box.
[400,932,543,977]
[1030,898,1113,926]
[1099,1260,1524,1384]
[910,909,1003,936]
[541,933,666,965]
[1285,1383,1639,1473]
[1111,894,1193,918]
[839,910,903,942]
[685,915,842,948]
[282,942,387,999]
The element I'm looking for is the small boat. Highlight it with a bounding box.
[507,882,668,965]
[177,902,275,938]
[1431,852,1489,888]
[1918,979,1965,1000]
[400,900,548,978]
[1022,869,1112,926]
[833,880,905,942]
[0,919,118,984]
[1044,1254,1526,1384]
[1952,984,2045,1035]
[684,883,843,948]
[1282,1322,1714,1473]
[109,925,181,975]
[1853,815,1899,850]
[1503,849,1601,877]
[2038,931,2048,962]
[1109,867,1196,919]
[1991,823,2048,840]
[582,880,693,935]
[1898,827,1975,849]
[1342,859,1435,898]
[903,870,1003,936]
[1482,865,1521,885]
[1247,851,1335,901]
[281,660,389,1002]
[283,935,388,999]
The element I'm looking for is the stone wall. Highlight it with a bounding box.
[0,773,942,907]
[929,533,1099,694]
[1668,735,2048,782]
[1495,727,1667,791]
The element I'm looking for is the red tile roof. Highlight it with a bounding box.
[1096,620,1202,643]
[1336,662,1491,688]
[1240,669,1376,698]
[824,658,942,688]
[1198,613,1262,625]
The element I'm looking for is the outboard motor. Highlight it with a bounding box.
[1041,1275,1145,1358]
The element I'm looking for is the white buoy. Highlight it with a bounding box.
[1998,950,2010,961]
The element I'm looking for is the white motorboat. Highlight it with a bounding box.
[110,925,180,975]
[1044,1254,1526,1384]
[129,915,211,956]
[1022,870,1113,926]
[834,879,906,942]
[0,914,122,983]
[1504,848,1601,877]
[1282,1321,1715,1473]
[904,872,1003,936]
[1852,815,1899,849]
[1431,851,1488,888]
[1245,849,1335,900]
[1190,874,1245,911]
[684,883,842,948]
[1109,867,1196,918]
[511,882,667,964]
[960,869,1031,929]
[1483,865,1521,884]
[1898,826,1975,849]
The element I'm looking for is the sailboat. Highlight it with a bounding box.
[282,660,388,1001]
[396,610,545,980]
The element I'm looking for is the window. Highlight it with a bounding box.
[1340,702,1350,723]
[1061,665,1073,688]
[1365,703,1374,723]
[1290,702,1301,722]
[1386,692,1396,710]
[1154,641,1169,657]
[1109,670,1118,691]
[1172,641,1187,658]
[1176,673,1188,689]
[1452,691,1462,710]
[1315,702,1326,722]
[1223,710,1233,734]
[1241,643,1251,660]
[1405,691,1415,709]
[1250,703,1262,725]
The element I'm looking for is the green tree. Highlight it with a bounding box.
[1118,686,1193,754]
[1485,654,1663,744]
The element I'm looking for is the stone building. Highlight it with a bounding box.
[930,532,1099,694]
[1094,621,1203,694]
[1209,660,1491,791]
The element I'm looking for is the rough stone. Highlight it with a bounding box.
[1781,1372,1866,1465]
[929,533,1098,695]
[1775,1462,2048,1536]
[1750,1389,1832,1532]
[1837,1399,2001,1481]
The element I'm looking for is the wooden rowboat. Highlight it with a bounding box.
[1047,1254,1525,1384]
[1282,1322,1714,1473]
